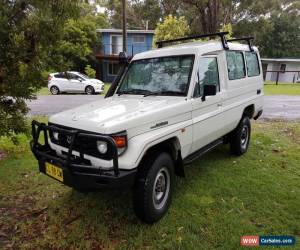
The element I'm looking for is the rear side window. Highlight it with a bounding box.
[226,51,246,80]
[54,73,66,79]
[245,52,260,77]
[194,57,219,98]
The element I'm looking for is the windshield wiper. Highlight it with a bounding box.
[143,90,185,97]
[118,89,151,96]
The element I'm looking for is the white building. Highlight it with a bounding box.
[261,58,300,83]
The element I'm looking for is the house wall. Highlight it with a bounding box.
[102,61,120,83]
[263,61,300,83]
[98,32,154,82]
[101,32,153,56]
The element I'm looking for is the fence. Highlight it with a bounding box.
[264,70,300,84]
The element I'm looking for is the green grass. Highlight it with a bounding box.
[104,83,111,95]
[264,82,300,95]
[0,121,299,249]
[36,84,111,96]
[36,87,50,95]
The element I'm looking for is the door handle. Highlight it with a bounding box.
[217,103,223,107]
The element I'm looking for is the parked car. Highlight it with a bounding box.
[48,71,104,95]
[31,32,263,223]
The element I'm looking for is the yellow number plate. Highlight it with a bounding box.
[45,162,64,182]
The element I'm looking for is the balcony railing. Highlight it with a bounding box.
[93,43,152,57]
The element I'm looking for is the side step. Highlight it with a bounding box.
[183,138,224,165]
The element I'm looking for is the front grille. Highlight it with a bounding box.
[48,123,113,160]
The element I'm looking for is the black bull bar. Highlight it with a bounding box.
[30,121,136,188]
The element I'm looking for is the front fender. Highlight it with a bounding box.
[118,120,193,170]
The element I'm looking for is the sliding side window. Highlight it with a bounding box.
[245,52,260,77]
[226,51,246,80]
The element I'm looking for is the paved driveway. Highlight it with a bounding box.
[27,95,300,120]
[261,95,300,120]
[27,95,101,116]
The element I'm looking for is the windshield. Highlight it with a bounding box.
[78,73,90,79]
[117,55,194,96]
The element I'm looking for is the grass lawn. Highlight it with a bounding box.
[36,87,50,96]
[36,83,111,96]
[0,121,299,249]
[264,82,300,95]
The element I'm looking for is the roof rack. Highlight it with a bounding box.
[156,31,229,50]
[227,37,254,51]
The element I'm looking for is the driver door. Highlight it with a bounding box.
[67,73,84,92]
[191,56,225,152]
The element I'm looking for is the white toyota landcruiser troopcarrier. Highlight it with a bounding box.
[31,32,263,223]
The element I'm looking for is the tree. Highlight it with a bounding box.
[153,15,190,46]
[85,65,96,78]
[131,0,162,29]
[52,3,109,72]
[258,14,300,57]
[233,1,300,57]
[220,23,233,39]
[0,0,80,139]
[182,0,234,34]
[105,0,162,30]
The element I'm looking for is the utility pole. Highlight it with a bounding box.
[122,0,127,52]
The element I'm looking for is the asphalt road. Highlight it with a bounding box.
[27,95,300,120]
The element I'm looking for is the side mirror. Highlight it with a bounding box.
[202,85,217,101]
[119,51,129,65]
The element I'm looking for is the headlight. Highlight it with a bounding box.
[53,132,59,140]
[97,141,108,154]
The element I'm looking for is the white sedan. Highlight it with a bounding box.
[48,71,105,95]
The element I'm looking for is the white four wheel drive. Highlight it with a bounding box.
[31,32,263,224]
[48,71,105,95]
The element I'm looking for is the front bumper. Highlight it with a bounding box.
[30,120,136,189]
[95,84,104,93]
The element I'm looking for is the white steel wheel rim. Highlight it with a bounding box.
[152,167,170,210]
[51,86,58,94]
[241,125,249,149]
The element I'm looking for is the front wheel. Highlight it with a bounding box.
[85,86,95,95]
[230,116,251,156]
[133,152,174,224]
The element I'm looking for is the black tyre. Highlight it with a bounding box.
[85,85,95,95]
[230,116,251,156]
[50,86,60,95]
[133,152,174,224]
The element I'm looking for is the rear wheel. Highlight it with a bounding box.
[133,152,174,224]
[50,86,60,95]
[85,86,95,95]
[230,116,251,156]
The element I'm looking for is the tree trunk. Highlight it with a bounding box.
[183,0,233,34]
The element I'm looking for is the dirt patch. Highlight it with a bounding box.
[0,195,48,249]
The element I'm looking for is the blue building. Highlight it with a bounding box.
[95,29,154,82]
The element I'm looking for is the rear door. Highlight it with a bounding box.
[53,73,68,91]
[191,55,226,152]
